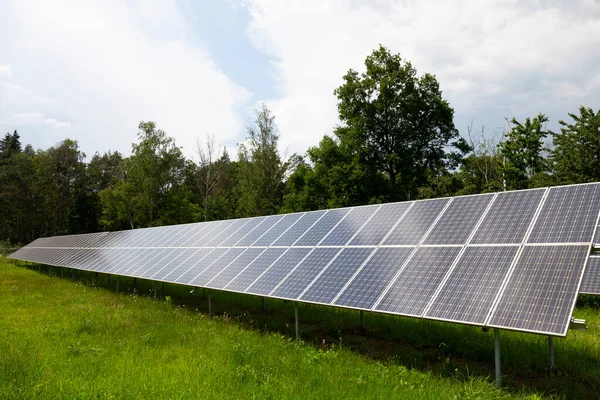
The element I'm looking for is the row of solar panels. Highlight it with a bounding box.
[10,182,600,337]
[13,243,590,337]
[25,185,600,249]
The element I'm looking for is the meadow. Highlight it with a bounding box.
[1,257,599,399]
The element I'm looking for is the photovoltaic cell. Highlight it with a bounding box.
[350,203,411,246]
[594,226,600,244]
[252,213,304,246]
[225,248,287,292]
[163,248,215,283]
[177,222,215,247]
[294,209,349,246]
[528,184,600,243]
[488,245,589,336]
[148,249,199,280]
[206,248,266,289]
[383,198,447,245]
[471,189,545,244]
[335,247,414,310]
[425,246,519,324]
[272,211,326,246]
[579,256,600,295]
[319,206,377,246]
[271,248,340,299]
[375,247,461,316]
[424,194,494,245]
[245,248,311,296]
[219,217,266,246]
[118,249,165,276]
[204,219,249,247]
[235,215,283,246]
[301,247,374,304]
[189,221,227,247]
[131,248,178,278]
[188,248,246,286]
[160,224,198,247]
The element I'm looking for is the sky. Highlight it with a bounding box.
[1,0,599,161]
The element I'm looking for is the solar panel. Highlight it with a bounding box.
[163,248,214,283]
[300,247,375,304]
[188,248,246,286]
[579,256,600,295]
[528,184,600,243]
[206,248,266,289]
[219,217,266,246]
[271,248,340,299]
[424,194,494,245]
[319,206,378,246]
[375,247,461,316]
[272,210,326,246]
[383,198,447,245]
[471,189,545,244]
[349,202,411,246]
[594,226,600,245]
[245,248,311,296]
[294,209,349,246]
[252,213,304,246]
[488,245,589,336]
[334,248,414,310]
[425,246,519,324]
[9,182,598,338]
[235,215,283,246]
[225,248,287,292]
[204,219,249,247]
[149,249,201,280]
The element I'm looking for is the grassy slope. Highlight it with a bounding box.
[0,260,598,399]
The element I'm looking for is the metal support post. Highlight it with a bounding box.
[549,336,555,369]
[494,328,501,388]
[360,310,365,329]
[208,290,212,317]
[295,302,300,341]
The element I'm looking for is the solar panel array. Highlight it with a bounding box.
[9,182,600,337]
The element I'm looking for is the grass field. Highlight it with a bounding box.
[1,258,599,399]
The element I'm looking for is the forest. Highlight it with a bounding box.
[1,46,599,246]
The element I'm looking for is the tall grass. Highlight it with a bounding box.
[1,258,598,399]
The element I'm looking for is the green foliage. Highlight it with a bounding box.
[553,106,600,184]
[332,45,469,201]
[236,104,291,217]
[99,122,199,229]
[498,114,551,190]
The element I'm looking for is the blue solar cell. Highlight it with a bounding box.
[350,203,412,246]
[235,215,284,246]
[319,206,378,246]
[423,194,494,245]
[580,256,600,295]
[335,248,414,310]
[225,248,287,292]
[271,248,340,299]
[175,248,229,284]
[188,248,246,286]
[206,248,266,289]
[148,249,201,280]
[163,248,215,283]
[295,209,350,246]
[301,247,374,304]
[424,246,519,324]
[528,184,600,243]
[245,248,311,295]
[272,211,326,246]
[219,217,266,246]
[252,213,305,246]
[383,199,448,245]
[375,247,461,316]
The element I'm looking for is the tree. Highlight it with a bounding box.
[333,45,469,201]
[235,104,292,217]
[0,130,22,158]
[553,106,600,184]
[498,114,551,189]
[99,121,199,229]
[196,134,228,221]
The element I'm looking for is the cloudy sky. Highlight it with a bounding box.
[1,0,599,161]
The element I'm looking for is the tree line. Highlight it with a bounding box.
[1,45,599,246]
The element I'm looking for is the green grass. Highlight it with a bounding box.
[1,260,599,399]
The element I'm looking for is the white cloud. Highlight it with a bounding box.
[0,0,251,158]
[242,0,600,155]
[0,64,11,78]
